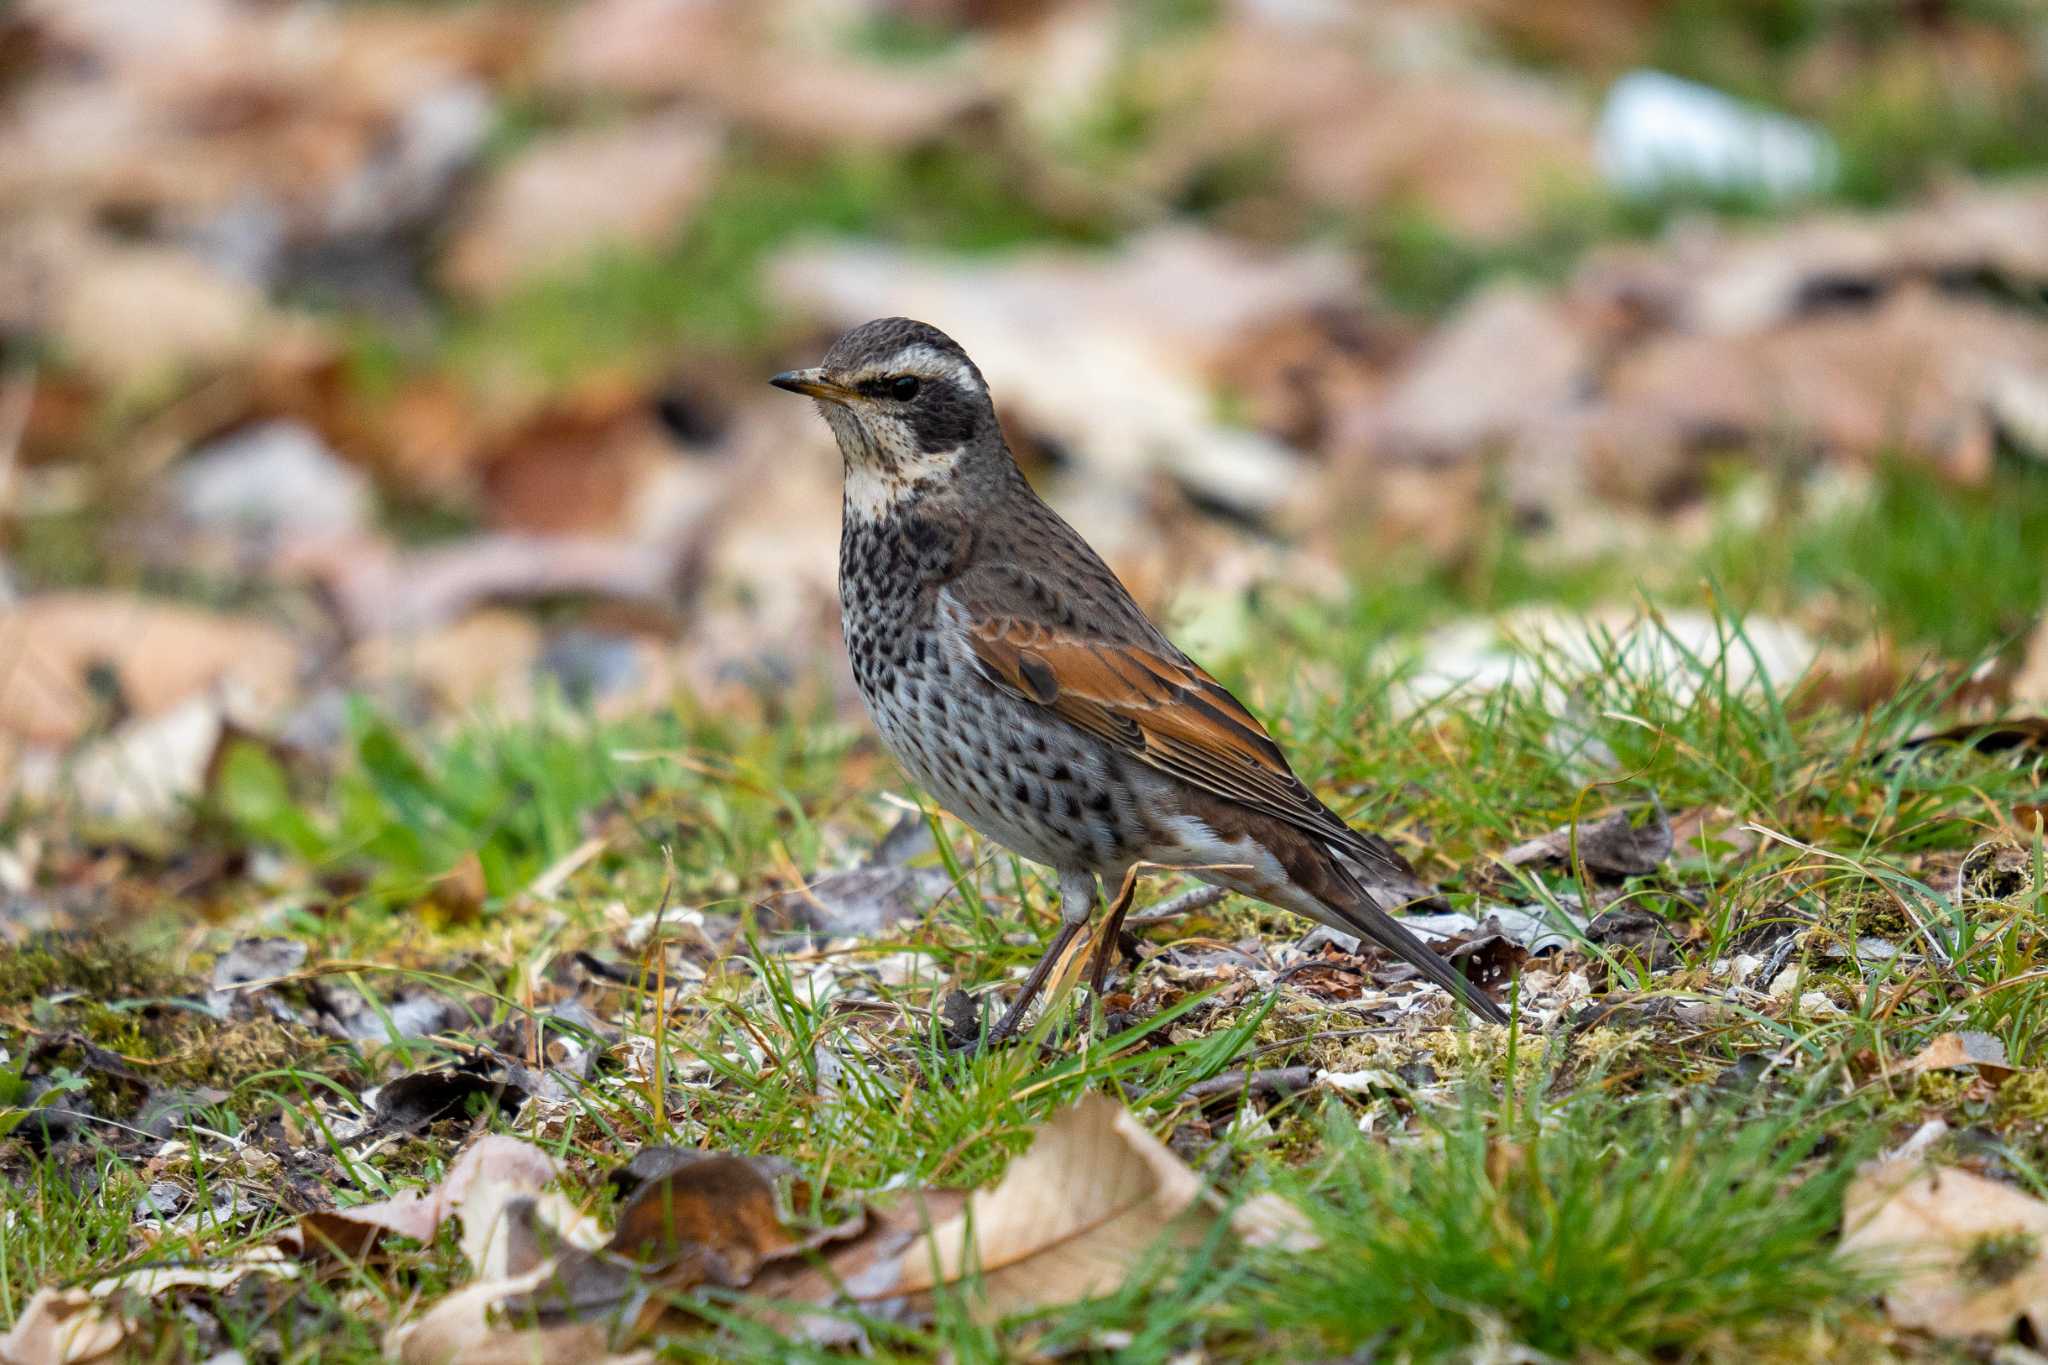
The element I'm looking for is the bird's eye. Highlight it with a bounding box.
[888,375,921,401]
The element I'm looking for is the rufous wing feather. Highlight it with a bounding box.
[964,616,1421,886]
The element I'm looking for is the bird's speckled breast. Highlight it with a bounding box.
[838,509,1145,877]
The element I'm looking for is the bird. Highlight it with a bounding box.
[771,317,1508,1036]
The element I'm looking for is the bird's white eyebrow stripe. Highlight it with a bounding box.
[858,343,981,393]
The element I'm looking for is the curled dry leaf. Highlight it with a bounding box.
[743,1095,1321,1341]
[879,1094,1317,1320]
[0,1255,296,1365]
[1899,1031,2019,1084]
[283,1133,560,1261]
[392,1098,1319,1357]
[1841,1158,2048,1338]
[386,1266,633,1365]
[0,1289,130,1365]
[502,1151,862,1324]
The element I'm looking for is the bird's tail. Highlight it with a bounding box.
[1319,857,1509,1026]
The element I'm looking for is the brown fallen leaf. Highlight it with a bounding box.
[882,1094,1316,1319]
[387,1266,640,1365]
[442,114,722,300]
[504,1152,864,1325]
[739,1098,1322,1342]
[735,1197,953,1344]
[0,591,298,748]
[283,1133,561,1261]
[542,0,985,149]
[1501,806,1674,880]
[1840,1158,2048,1338]
[1367,282,1591,468]
[0,1255,296,1365]
[392,1150,861,1356]
[1899,1032,2019,1084]
[393,1099,1314,1356]
[0,1289,132,1365]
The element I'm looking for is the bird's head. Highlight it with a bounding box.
[771,317,1003,519]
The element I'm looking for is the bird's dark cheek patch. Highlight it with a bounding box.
[909,379,983,452]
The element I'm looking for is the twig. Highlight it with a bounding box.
[1124,885,1231,929]
[1183,1065,1316,1103]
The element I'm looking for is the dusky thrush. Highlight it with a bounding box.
[772,317,1508,1034]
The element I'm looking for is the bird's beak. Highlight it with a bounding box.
[768,368,855,404]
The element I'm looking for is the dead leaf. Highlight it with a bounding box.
[386,1265,631,1365]
[38,230,276,387]
[284,1133,559,1260]
[755,812,952,942]
[543,0,985,149]
[0,1290,130,1365]
[443,115,722,300]
[0,1254,295,1365]
[470,387,719,539]
[0,592,298,748]
[1600,285,2048,483]
[1502,806,1674,879]
[504,1152,861,1322]
[1841,1159,2048,1338]
[349,610,544,713]
[1150,18,1594,238]
[879,1093,1316,1318]
[1901,1032,2019,1084]
[742,1189,970,1347]
[14,694,239,828]
[1367,283,1591,467]
[1445,931,1530,991]
[312,534,693,639]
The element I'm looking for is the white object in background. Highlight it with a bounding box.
[1597,70,1837,200]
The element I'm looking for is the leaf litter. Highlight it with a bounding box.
[2,0,2047,1359]
[379,1093,1314,1360]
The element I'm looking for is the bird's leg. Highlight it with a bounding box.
[986,870,1097,1044]
[1087,866,1141,998]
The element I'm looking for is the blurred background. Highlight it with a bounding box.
[2,0,2047,837]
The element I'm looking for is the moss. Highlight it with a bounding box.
[1571,1026,1665,1083]
[1315,1023,1541,1093]
[1911,1069,1973,1109]
[1995,1069,2048,1123]
[0,936,177,1007]
[1815,889,1912,943]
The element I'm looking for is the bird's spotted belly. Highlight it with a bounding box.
[856,656,1141,877]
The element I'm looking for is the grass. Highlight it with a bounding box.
[5,546,2045,1358]
[7,2,2048,1355]
[8,451,2048,1364]
[1245,1090,1876,1359]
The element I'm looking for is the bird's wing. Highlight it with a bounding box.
[954,594,1425,891]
